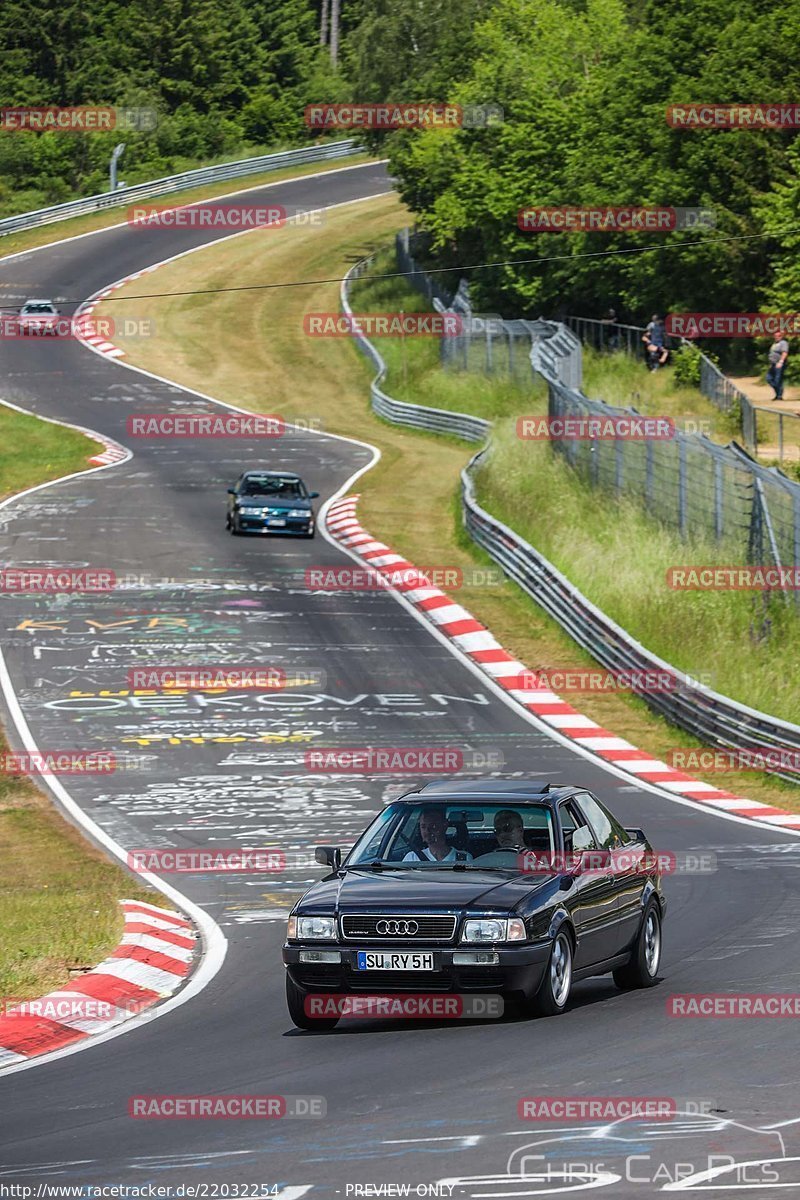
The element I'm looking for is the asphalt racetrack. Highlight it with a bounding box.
[0,161,799,1197]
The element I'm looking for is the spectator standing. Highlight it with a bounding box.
[601,306,620,350]
[766,333,789,400]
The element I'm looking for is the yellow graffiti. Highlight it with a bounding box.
[119,732,317,746]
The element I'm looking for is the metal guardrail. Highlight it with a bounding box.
[0,140,364,238]
[462,451,800,783]
[340,256,491,444]
[745,403,800,465]
[343,239,800,783]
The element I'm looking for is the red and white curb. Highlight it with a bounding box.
[0,899,197,1068]
[75,263,162,360]
[88,433,128,465]
[326,495,800,832]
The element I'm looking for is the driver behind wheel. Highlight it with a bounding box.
[471,809,528,866]
[493,809,525,851]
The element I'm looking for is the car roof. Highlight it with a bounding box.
[241,470,301,478]
[395,778,579,806]
[22,299,56,306]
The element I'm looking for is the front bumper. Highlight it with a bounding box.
[235,512,313,535]
[283,942,552,999]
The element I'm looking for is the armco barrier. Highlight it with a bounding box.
[340,256,491,443]
[0,141,363,238]
[343,248,800,784]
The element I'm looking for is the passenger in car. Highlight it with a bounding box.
[403,807,474,863]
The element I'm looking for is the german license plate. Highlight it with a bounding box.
[268,518,286,527]
[356,951,434,971]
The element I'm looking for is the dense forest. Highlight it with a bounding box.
[1,0,798,323]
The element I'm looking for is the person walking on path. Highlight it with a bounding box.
[767,334,789,400]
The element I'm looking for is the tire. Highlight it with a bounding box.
[613,900,662,990]
[229,518,241,536]
[526,929,573,1018]
[285,976,338,1031]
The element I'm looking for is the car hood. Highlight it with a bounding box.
[296,867,556,913]
[239,497,311,509]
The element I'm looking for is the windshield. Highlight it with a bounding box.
[345,801,555,869]
[241,476,304,499]
[23,303,56,314]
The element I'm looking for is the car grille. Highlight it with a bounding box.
[293,965,342,988]
[340,914,457,941]
[456,969,508,990]
[344,968,452,992]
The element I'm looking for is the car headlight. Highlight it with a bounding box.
[461,917,526,943]
[287,509,309,518]
[238,504,262,512]
[288,914,336,940]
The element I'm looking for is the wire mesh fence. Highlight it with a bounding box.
[396,229,581,386]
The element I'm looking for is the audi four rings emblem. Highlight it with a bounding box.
[376,919,419,936]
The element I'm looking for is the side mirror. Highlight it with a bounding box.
[315,845,341,869]
[309,491,320,499]
[226,488,235,495]
[572,825,594,852]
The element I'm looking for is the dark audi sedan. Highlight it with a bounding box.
[226,470,319,537]
[284,779,665,1029]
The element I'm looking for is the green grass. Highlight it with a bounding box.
[352,249,537,420]
[0,806,153,998]
[580,348,742,445]
[0,405,103,498]
[0,404,159,1000]
[478,424,800,722]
